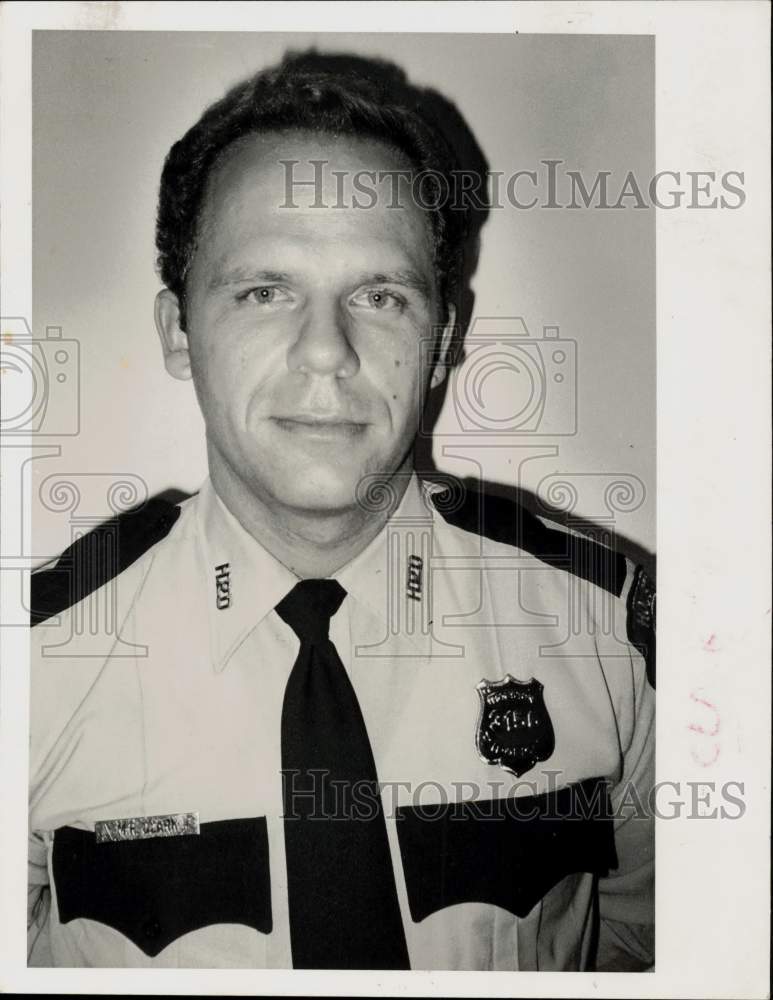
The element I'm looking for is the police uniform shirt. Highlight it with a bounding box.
[28,473,655,971]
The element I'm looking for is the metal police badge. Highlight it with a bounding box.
[475,675,555,777]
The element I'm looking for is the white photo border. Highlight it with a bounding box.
[1,2,770,997]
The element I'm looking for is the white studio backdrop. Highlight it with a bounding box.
[29,30,655,565]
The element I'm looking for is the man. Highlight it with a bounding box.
[28,51,655,971]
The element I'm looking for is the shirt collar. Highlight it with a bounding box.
[196,479,299,673]
[336,473,438,651]
[196,473,440,672]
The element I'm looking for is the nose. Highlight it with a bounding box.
[286,301,360,379]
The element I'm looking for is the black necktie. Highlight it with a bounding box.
[276,579,410,970]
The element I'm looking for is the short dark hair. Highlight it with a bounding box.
[155,50,470,330]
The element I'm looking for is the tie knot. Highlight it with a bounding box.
[275,579,347,642]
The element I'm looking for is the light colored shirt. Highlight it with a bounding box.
[29,473,654,970]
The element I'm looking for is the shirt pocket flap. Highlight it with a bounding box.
[396,777,617,922]
[52,817,271,957]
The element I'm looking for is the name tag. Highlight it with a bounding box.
[95,811,199,843]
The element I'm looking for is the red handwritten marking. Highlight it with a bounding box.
[688,690,721,766]
[687,692,720,736]
[703,633,719,652]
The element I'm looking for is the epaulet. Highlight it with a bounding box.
[428,484,656,687]
[30,498,182,627]
[428,485,627,596]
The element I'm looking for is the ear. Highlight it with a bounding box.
[429,304,456,389]
[154,288,192,381]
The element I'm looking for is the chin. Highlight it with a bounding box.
[273,468,363,514]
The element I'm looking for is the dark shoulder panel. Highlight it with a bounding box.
[429,485,628,597]
[30,499,182,627]
[429,484,656,687]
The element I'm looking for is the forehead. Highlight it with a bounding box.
[193,130,436,283]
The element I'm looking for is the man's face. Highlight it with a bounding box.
[156,131,453,515]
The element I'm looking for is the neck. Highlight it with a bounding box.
[208,449,413,579]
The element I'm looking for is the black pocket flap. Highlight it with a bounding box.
[396,777,617,923]
[53,817,271,957]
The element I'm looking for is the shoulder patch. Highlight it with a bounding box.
[626,565,656,688]
[428,485,627,597]
[30,498,182,627]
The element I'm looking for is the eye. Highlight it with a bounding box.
[238,286,291,306]
[349,288,406,311]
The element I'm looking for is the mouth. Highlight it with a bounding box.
[271,415,368,440]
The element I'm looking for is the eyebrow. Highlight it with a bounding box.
[362,271,432,299]
[208,266,432,299]
[208,268,291,292]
